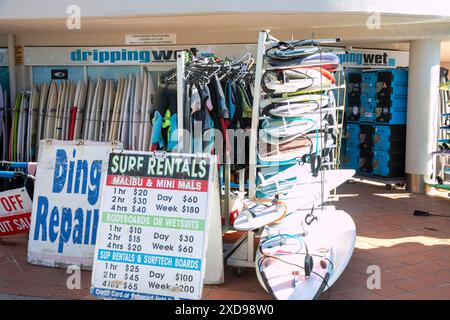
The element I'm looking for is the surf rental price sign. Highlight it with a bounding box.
[91,151,215,300]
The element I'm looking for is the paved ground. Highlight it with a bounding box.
[0,180,449,300]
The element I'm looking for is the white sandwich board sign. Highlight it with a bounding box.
[27,140,121,269]
[91,151,219,300]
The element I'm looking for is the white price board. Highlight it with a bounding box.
[91,151,215,300]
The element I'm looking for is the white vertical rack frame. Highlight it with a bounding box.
[227,31,269,269]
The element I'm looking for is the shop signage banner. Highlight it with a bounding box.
[91,151,215,300]
[27,140,121,269]
[330,48,409,68]
[0,48,8,66]
[23,45,257,66]
[0,188,33,236]
[24,45,408,68]
[125,34,177,45]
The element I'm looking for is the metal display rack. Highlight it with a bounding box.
[226,31,346,271]
[430,68,450,192]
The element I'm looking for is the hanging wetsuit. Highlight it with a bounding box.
[150,83,168,151]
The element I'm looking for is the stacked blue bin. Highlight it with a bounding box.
[373,125,406,177]
[375,70,408,125]
[344,69,408,177]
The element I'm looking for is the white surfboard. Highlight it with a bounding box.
[28,85,40,161]
[54,80,66,140]
[69,80,81,140]
[127,75,137,149]
[88,77,105,141]
[255,206,356,299]
[120,75,133,149]
[108,79,120,141]
[66,81,76,140]
[256,217,334,300]
[105,80,116,141]
[99,79,110,142]
[37,82,49,149]
[83,79,95,140]
[138,71,149,151]
[109,78,124,141]
[73,80,87,140]
[17,93,28,161]
[44,81,58,139]
[233,169,355,231]
[131,76,142,150]
[233,199,287,231]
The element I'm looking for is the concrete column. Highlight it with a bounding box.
[7,34,16,107]
[405,39,441,193]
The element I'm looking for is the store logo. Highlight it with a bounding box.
[337,52,395,67]
[69,48,198,64]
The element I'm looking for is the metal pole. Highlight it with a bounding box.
[7,34,16,107]
[176,51,185,153]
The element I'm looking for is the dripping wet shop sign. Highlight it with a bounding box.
[27,141,121,269]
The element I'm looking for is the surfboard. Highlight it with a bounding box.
[260,118,317,145]
[44,81,58,140]
[95,78,106,141]
[262,68,334,95]
[257,168,355,200]
[138,71,149,151]
[267,52,340,72]
[73,80,87,140]
[131,76,142,150]
[233,199,287,231]
[255,207,356,299]
[10,94,22,161]
[142,73,156,151]
[54,80,66,140]
[262,94,330,118]
[83,78,95,140]
[28,85,40,161]
[105,79,116,141]
[109,78,124,141]
[88,77,105,141]
[36,82,49,154]
[0,85,5,160]
[127,75,137,150]
[17,93,29,162]
[99,79,111,142]
[69,81,81,140]
[120,75,133,149]
[63,81,76,140]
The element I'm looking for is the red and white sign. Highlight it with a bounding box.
[0,188,33,237]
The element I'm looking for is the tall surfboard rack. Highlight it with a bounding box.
[226,31,347,270]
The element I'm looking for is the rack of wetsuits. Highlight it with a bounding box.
[160,51,256,226]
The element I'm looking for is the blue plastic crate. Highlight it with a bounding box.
[374,124,406,152]
[373,150,405,177]
[376,98,407,110]
[358,153,373,175]
[375,107,407,125]
[360,105,375,123]
[377,84,408,100]
[361,95,377,108]
[377,69,408,86]
[343,147,359,170]
[346,123,360,148]
[347,99,361,122]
